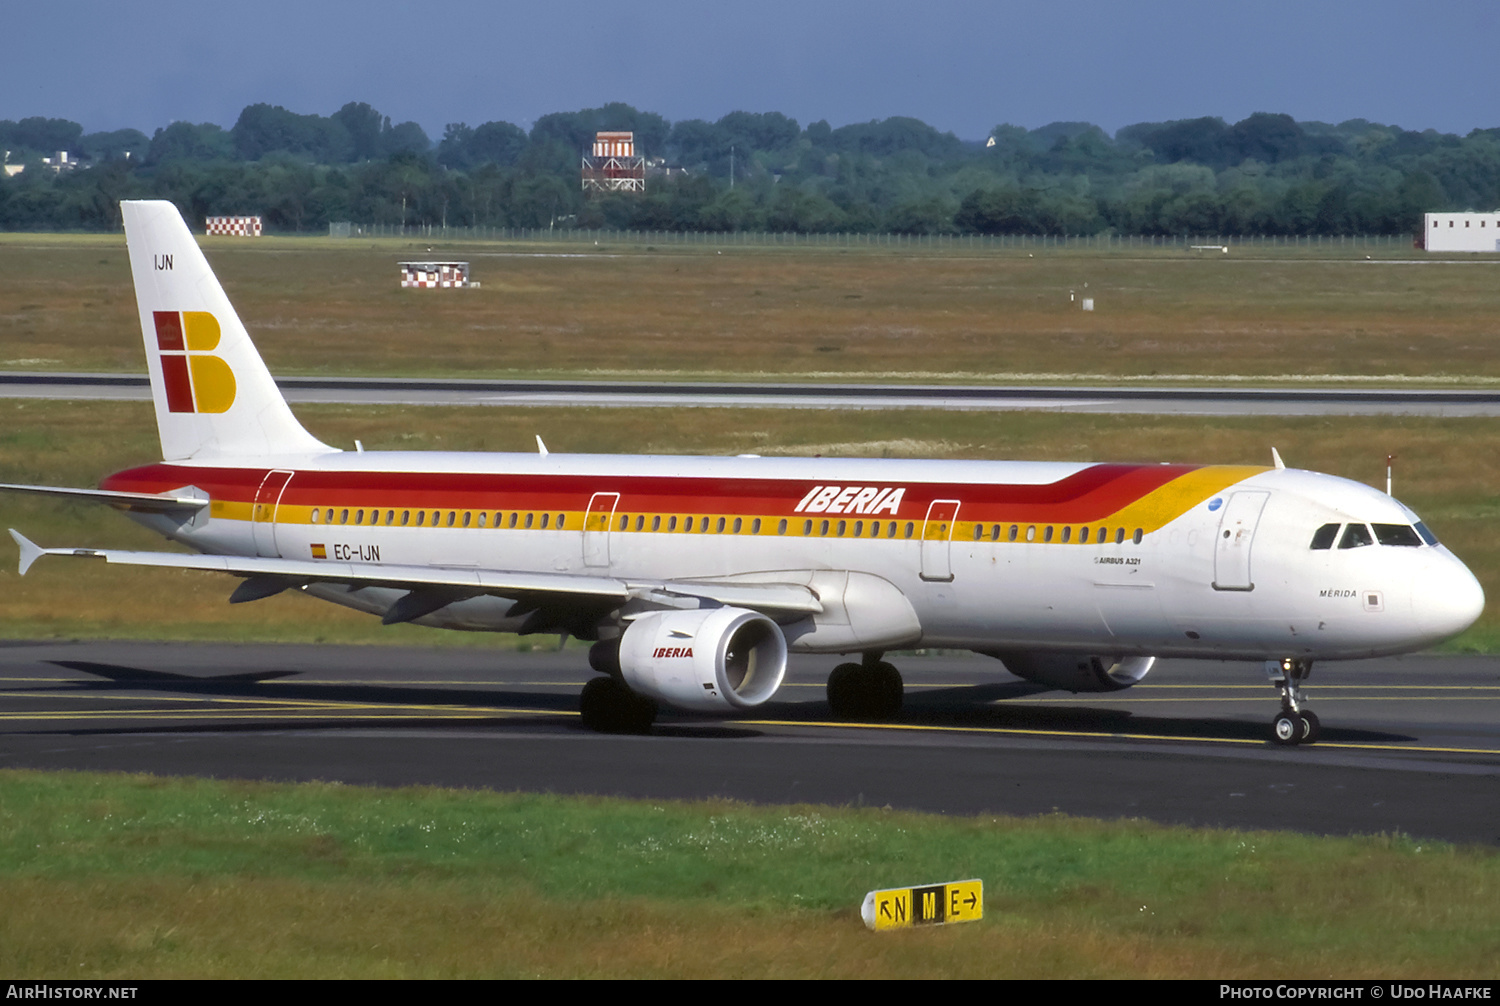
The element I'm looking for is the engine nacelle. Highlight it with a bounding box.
[987,651,1156,692]
[616,607,788,713]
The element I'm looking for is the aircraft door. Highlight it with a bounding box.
[1212,490,1269,591]
[583,492,620,567]
[251,469,295,558]
[919,499,961,582]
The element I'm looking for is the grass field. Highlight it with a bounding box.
[2,400,1496,648]
[3,232,1499,382]
[3,234,1500,979]
[2,770,1497,979]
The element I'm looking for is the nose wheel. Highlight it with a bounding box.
[1266,658,1319,746]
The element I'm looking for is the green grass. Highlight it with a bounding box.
[1,770,1496,978]
[3,232,1500,383]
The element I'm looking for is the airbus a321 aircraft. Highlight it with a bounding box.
[4,201,1486,743]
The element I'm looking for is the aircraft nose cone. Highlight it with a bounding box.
[1413,552,1485,643]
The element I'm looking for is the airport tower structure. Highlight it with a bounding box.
[582,131,645,194]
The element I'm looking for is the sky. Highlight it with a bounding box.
[8,1,1499,141]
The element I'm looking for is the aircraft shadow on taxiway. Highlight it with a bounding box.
[22,660,1415,746]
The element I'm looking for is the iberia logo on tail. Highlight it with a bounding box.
[153,310,236,413]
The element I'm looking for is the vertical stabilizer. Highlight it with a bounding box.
[121,200,334,461]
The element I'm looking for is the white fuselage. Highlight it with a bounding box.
[106,451,1485,663]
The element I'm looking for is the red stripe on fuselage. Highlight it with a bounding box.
[100,461,1199,523]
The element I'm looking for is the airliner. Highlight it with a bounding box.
[4,201,1486,743]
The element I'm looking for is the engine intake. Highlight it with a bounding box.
[986,651,1156,692]
[615,607,788,713]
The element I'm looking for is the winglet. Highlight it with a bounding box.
[9,529,44,576]
[1271,447,1285,469]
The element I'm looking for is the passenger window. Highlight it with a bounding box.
[462,512,472,528]
[1060,527,1071,543]
[1338,523,1373,549]
[540,513,550,529]
[311,508,320,524]
[668,516,677,531]
[716,517,726,533]
[751,518,760,534]
[524,513,534,529]
[1009,525,1018,542]
[1043,526,1054,543]
[734,518,743,533]
[1132,528,1143,544]
[1309,523,1339,550]
[652,516,661,531]
[777,519,786,535]
[1373,523,1422,547]
[903,522,914,539]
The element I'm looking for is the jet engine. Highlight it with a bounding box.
[987,651,1156,692]
[610,607,788,713]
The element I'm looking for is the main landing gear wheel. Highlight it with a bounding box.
[1265,657,1319,746]
[579,676,657,734]
[826,658,903,721]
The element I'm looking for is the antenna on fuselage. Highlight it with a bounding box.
[1271,447,1285,469]
[536,435,549,457]
[1386,454,1395,495]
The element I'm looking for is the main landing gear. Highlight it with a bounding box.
[1266,657,1320,746]
[579,675,658,733]
[826,653,904,721]
[579,640,657,733]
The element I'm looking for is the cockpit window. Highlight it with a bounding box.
[1373,523,1423,547]
[1415,521,1439,546]
[1337,523,1374,549]
[1309,523,1339,550]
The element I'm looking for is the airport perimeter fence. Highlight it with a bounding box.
[330,223,1416,251]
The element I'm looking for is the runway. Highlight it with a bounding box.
[2,640,1497,845]
[3,372,1500,415]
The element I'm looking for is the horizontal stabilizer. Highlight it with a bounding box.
[0,482,209,514]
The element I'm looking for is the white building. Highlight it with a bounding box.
[1422,212,1500,252]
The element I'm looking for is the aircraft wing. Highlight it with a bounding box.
[7,530,824,620]
[0,482,209,515]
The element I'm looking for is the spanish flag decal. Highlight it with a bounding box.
[311,544,327,559]
[153,311,236,413]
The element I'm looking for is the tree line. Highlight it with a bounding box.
[1,101,1496,236]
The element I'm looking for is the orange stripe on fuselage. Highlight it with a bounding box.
[99,462,1268,533]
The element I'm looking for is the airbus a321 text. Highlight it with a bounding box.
[3,201,1485,743]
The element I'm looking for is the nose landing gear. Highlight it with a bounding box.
[1266,658,1319,745]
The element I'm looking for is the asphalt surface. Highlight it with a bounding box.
[2,640,1497,844]
[4,372,1500,415]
